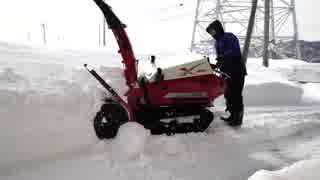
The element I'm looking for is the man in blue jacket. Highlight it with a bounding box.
[206,20,247,126]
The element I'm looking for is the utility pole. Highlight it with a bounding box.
[41,23,47,45]
[291,0,301,59]
[27,32,31,42]
[263,0,270,67]
[270,0,276,59]
[242,0,259,64]
[103,19,106,46]
[190,0,200,52]
[99,23,101,46]
[102,0,106,46]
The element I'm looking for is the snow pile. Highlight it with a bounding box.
[0,43,127,171]
[243,59,320,106]
[0,64,102,168]
[112,122,150,161]
[301,83,320,103]
[288,63,320,83]
[248,160,320,180]
[244,82,303,106]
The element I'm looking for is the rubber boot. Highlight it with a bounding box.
[228,110,243,127]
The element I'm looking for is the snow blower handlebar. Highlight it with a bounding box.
[213,69,231,80]
[92,0,138,88]
[207,57,231,79]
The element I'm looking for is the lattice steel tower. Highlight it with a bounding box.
[191,0,301,59]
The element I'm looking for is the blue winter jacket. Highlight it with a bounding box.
[215,32,247,77]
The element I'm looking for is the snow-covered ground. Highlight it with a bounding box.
[0,42,320,180]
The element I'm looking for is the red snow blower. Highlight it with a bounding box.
[85,0,226,139]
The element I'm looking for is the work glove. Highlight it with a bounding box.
[215,56,224,68]
[210,63,217,69]
[216,56,224,62]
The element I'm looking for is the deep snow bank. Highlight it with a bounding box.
[0,43,128,170]
[301,83,320,103]
[0,42,319,172]
[243,58,320,106]
[244,82,303,106]
[288,63,320,83]
[0,63,100,167]
[248,160,320,180]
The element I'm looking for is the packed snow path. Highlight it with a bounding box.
[1,106,320,180]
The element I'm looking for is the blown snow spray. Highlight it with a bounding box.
[112,122,150,161]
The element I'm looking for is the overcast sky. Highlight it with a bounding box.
[0,0,319,53]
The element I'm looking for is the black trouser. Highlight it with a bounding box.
[225,75,245,116]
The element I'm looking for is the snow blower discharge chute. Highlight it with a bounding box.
[85,0,227,139]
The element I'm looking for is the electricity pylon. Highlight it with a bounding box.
[191,0,301,60]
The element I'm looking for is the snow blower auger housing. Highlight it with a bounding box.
[86,0,226,139]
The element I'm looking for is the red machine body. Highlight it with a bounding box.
[126,60,226,112]
[89,0,226,139]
